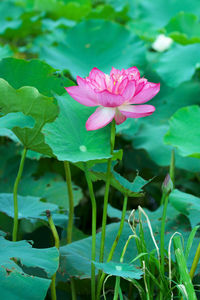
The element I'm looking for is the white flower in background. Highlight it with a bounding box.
[152,34,173,52]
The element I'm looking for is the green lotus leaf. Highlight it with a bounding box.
[0,193,58,220]
[0,112,34,130]
[164,105,200,158]
[94,261,143,279]
[42,94,112,162]
[39,19,146,78]
[165,12,200,45]
[0,45,13,60]
[0,58,74,97]
[139,0,200,28]
[0,78,58,156]
[0,236,59,300]
[154,43,200,87]
[169,189,200,227]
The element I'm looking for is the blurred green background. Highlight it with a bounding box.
[0,0,200,298]
[0,0,200,236]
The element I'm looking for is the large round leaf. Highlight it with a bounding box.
[0,268,50,300]
[154,43,200,87]
[169,189,200,228]
[39,19,146,78]
[165,12,200,45]
[0,112,34,130]
[18,173,83,210]
[133,123,200,171]
[139,0,200,28]
[0,193,58,220]
[164,105,200,158]
[0,2,23,35]
[30,0,91,20]
[0,78,58,156]
[0,192,67,230]
[119,79,200,171]
[42,94,112,162]
[0,58,74,97]
[0,236,59,300]
[0,45,13,60]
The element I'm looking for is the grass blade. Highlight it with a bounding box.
[173,236,197,300]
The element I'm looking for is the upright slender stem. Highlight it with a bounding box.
[169,149,175,187]
[99,120,116,263]
[12,147,27,242]
[160,150,175,298]
[64,161,74,244]
[97,195,128,300]
[190,242,200,279]
[46,210,60,300]
[107,195,128,262]
[47,210,60,249]
[113,277,121,300]
[160,192,169,275]
[63,161,77,300]
[84,164,97,300]
[51,274,57,300]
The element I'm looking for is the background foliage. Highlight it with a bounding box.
[0,0,199,299]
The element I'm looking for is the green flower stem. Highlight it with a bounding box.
[160,193,165,206]
[46,210,60,249]
[107,195,128,261]
[63,161,77,300]
[12,147,27,242]
[51,273,57,300]
[99,120,116,263]
[169,149,175,187]
[160,150,175,298]
[64,161,74,244]
[84,164,97,300]
[46,210,59,300]
[113,276,121,300]
[190,242,200,279]
[97,195,128,300]
[160,191,170,275]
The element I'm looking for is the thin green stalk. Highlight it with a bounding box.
[149,258,156,298]
[190,242,200,279]
[180,241,200,300]
[99,120,116,263]
[113,277,121,300]
[174,236,197,300]
[107,195,128,261]
[84,164,97,300]
[97,195,128,299]
[12,147,27,242]
[169,149,175,187]
[160,150,175,299]
[138,210,151,297]
[50,274,57,300]
[160,149,175,273]
[64,161,74,244]
[160,193,165,206]
[46,210,60,300]
[160,192,169,274]
[46,210,60,249]
[113,229,133,300]
[63,161,77,300]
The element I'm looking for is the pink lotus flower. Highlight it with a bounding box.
[65,67,160,131]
